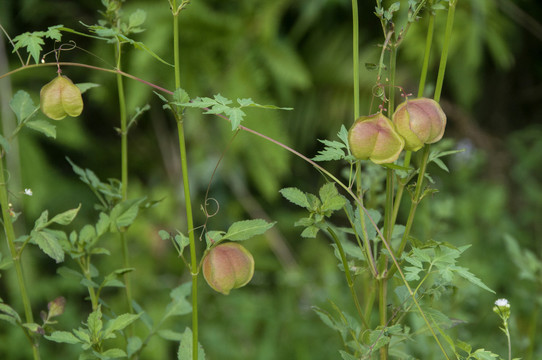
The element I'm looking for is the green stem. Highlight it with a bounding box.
[378,278,388,360]
[172,7,199,360]
[78,257,99,311]
[391,4,435,227]
[327,227,369,329]
[115,41,134,316]
[0,156,39,360]
[352,0,360,119]
[396,145,430,258]
[417,6,435,98]
[434,0,457,103]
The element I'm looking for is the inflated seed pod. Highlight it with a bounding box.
[392,98,446,151]
[202,242,255,295]
[348,113,405,164]
[40,75,83,120]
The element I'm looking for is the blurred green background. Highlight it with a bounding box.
[1,0,542,359]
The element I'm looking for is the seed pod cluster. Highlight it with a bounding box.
[348,97,447,164]
[40,75,84,120]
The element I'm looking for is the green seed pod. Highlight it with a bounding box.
[348,113,405,164]
[202,242,255,295]
[40,75,83,120]
[392,98,446,151]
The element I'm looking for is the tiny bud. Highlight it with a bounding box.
[202,242,255,295]
[392,98,446,151]
[40,75,83,120]
[348,113,405,164]
[47,296,66,318]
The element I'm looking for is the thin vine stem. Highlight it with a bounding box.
[115,39,134,317]
[352,0,360,120]
[391,5,435,228]
[172,4,199,359]
[327,227,369,329]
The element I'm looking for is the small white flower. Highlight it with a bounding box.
[24,188,33,196]
[495,298,509,307]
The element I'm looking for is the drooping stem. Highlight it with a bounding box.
[0,156,40,360]
[172,4,199,359]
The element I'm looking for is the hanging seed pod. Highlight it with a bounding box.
[40,75,83,120]
[392,98,446,151]
[202,242,255,295]
[348,113,405,164]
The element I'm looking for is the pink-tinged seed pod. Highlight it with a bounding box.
[348,113,405,164]
[392,98,446,151]
[40,75,83,120]
[202,242,255,295]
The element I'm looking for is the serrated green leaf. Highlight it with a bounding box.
[50,204,81,225]
[0,303,21,322]
[453,266,495,293]
[158,230,171,241]
[23,322,42,333]
[75,83,100,94]
[431,158,449,172]
[339,351,358,360]
[25,119,56,138]
[31,230,64,263]
[301,226,319,238]
[223,219,275,241]
[205,230,224,248]
[101,348,127,358]
[237,98,255,107]
[118,34,173,67]
[57,266,84,281]
[87,306,103,337]
[183,97,217,109]
[45,331,81,344]
[127,336,142,357]
[177,327,206,360]
[110,198,145,230]
[174,232,190,251]
[104,313,141,338]
[472,348,499,360]
[279,187,310,209]
[129,9,146,29]
[13,31,46,64]
[0,314,19,326]
[225,107,245,130]
[319,183,345,212]
[164,283,192,319]
[158,329,183,341]
[10,90,37,124]
[173,88,190,104]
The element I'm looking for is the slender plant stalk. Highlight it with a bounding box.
[0,157,40,360]
[434,0,456,103]
[78,257,99,310]
[352,0,360,120]
[172,4,199,359]
[115,40,134,316]
[327,227,369,329]
[391,6,435,228]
